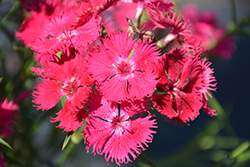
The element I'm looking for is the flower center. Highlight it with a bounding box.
[111,113,130,136]
[57,30,78,41]
[61,77,78,95]
[113,58,134,78]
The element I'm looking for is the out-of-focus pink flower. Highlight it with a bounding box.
[14,90,29,103]
[0,154,8,167]
[122,0,174,22]
[101,2,137,34]
[88,31,160,101]
[83,92,157,166]
[182,4,236,60]
[0,98,19,138]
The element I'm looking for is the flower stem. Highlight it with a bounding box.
[230,0,237,25]
[139,153,157,167]
[57,141,75,167]
[0,1,20,30]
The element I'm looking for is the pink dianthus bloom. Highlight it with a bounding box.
[153,47,217,124]
[16,0,101,55]
[88,31,160,101]
[84,92,157,166]
[0,98,19,138]
[182,4,236,60]
[147,2,190,45]
[31,54,92,131]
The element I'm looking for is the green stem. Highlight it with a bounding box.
[139,153,157,167]
[57,141,75,167]
[230,0,237,25]
[0,1,20,31]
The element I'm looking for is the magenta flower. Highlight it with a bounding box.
[153,47,217,124]
[84,92,157,165]
[0,154,8,167]
[101,2,138,34]
[182,4,236,60]
[16,0,102,55]
[147,2,190,44]
[0,98,19,138]
[88,31,160,101]
[31,54,93,131]
[122,0,175,21]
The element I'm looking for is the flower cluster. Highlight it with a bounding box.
[17,0,218,165]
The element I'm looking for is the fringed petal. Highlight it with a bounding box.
[51,101,87,131]
[32,79,63,111]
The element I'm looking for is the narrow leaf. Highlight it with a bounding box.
[0,138,13,150]
[138,162,150,167]
[60,94,66,107]
[231,141,249,159]
[62,132,73,150]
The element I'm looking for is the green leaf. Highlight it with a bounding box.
[138,162,150,167]
[235,150,250,163]
[0,1,20,30]
[207,92,226,121]
[0,138,13,150]
[60,94,66,107]
[231,141,249,159]
[164,70,171,82]
[127,48,135,61]
[62,132,73,150]
[0,77,3,84]
[57,50,64,59]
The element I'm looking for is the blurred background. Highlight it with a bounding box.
[0,0,250,166]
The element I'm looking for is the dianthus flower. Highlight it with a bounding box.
[153,47,217,124]
[0,98,19,138]
[182,4,236,60]
[147,2,190,45]
[122,0,174,22]
[84,91,157,166]
[101,2,137,34]
[88,31,160,101]
[16,0,102,56]
[31,53,92,131]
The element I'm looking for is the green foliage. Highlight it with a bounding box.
[62,132,73,150]
[0,137,13,150]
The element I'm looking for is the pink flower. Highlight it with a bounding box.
[16,0,58,50]
[31,53,92,131]
[0,98,19,138]
[153,47,217,124]
[122,0,175,18]
[88,31,160,101]
[84,92,157,165]
[182,4,236,60]
[0,154,8,167]
[86,0,119,14]
[16,0,102,55]
[147,3,190,44]
[101,2,137,34]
